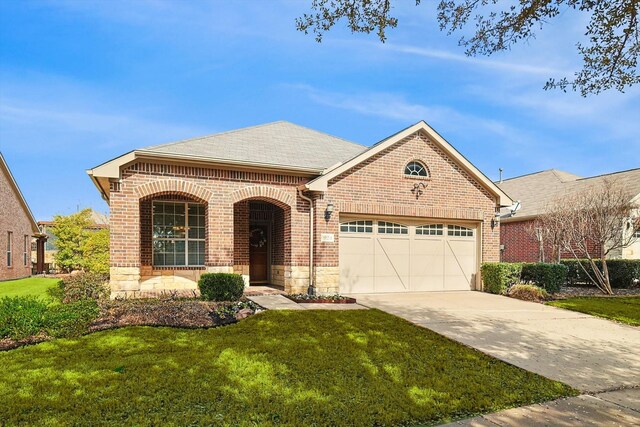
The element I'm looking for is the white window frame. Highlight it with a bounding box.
[152,201,206,267]
[23,235,29,266]
[6,231,12,267]
[416,224,444,236]
[378,221,408,235]
[447,225,474,237]
[404,161,429,177]
[340,220,373,233]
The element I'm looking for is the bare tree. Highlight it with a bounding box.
[297,1,640,96]
[542,179,639,294]
[528,210,567,263]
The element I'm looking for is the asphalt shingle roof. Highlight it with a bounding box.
[142,121,368,171]
[497,168,640,220]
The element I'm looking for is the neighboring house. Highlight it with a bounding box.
[35,210,109,272]
[497,168,640,262]
[0,152,41,281]
[87,121,512,298]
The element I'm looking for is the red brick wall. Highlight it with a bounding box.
[110,163,310,272]
[316,130,500,267]
[0,167,33,281]
[500,220,540,262]
[501,219,604,262]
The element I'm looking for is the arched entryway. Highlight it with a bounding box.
[233,198,290,288]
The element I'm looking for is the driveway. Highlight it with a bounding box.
[354,291,640,393]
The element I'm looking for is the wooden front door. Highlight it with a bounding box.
[249,224,269,284]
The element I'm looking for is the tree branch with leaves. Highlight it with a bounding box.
[297,0,640,96]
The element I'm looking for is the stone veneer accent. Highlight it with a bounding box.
[314,266,340,294]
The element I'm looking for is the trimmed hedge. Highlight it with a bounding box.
[481,262,567,294]
[198,273,245,301]
[561,259,640,288]
[480,263,522,294]
[521,263,567,293]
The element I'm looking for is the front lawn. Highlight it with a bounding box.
[0,309,575,426]
[548,296,640,326]
[0,277,60,299]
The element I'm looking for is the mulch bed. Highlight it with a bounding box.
[552,286,640,300]
[286,295,357,304]
[1,298,258,351]
[90,298,256,331]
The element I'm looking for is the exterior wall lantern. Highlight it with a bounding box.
[491,212,500,230]
[325,202,334,221]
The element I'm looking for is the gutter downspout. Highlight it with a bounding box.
[297,188,315,295]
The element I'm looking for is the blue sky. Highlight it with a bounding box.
[1,0,639,220]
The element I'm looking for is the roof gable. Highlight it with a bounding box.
[305,121,513,206]
[0,152,39,233]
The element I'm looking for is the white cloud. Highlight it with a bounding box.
[380,43,570,76]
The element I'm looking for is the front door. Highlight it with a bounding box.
[249,224,269,284]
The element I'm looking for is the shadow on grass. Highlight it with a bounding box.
[0,309,575,426]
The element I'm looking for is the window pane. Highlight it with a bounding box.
[153,253,165,266]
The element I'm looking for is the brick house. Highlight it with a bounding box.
[87,121,512,298]
[0,152,41,281]
[497,168,640,262]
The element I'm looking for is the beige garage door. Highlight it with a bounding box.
[339,219,477,293]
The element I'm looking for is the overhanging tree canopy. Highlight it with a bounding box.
[297,0,640,96]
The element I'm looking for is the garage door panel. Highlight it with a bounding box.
[444,240,475,290]
[339,219,478,294]
[340,236,375,254]
[411,274,445,291]
[341,274,375,294]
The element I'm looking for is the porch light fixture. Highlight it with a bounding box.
[325,203,334,221]
[491,214,500,230]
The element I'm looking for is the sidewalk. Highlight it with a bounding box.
[442,388,640,426]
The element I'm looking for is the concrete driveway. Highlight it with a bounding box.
[354,291,640,393]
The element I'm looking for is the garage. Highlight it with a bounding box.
[339,218,478,293]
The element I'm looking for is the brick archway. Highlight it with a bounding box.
[134,179,213,203]
[229,186,295,208]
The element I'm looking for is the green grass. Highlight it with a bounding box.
[548,296,640,326]
[0,309,576,426]
[0,277,60,299]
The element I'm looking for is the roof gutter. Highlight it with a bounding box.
[297,187,316,295]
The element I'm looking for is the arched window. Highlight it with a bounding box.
[404,161,428,177]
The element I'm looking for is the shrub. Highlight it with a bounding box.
[480,263,522,294]
[561,259,640,288]
[0,296,100,340]
[507,283,550,302]
[0,296,48,340]
[198,273,245,301]
[520,263,568,293]
[44,299,100,338]
[57,272,110,303]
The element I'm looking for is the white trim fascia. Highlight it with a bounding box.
[87,150,324,181]
[304,121,513,206]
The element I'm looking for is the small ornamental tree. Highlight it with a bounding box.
[541,179,639,294]
[51,209,92,272]
[82,228,110,275]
